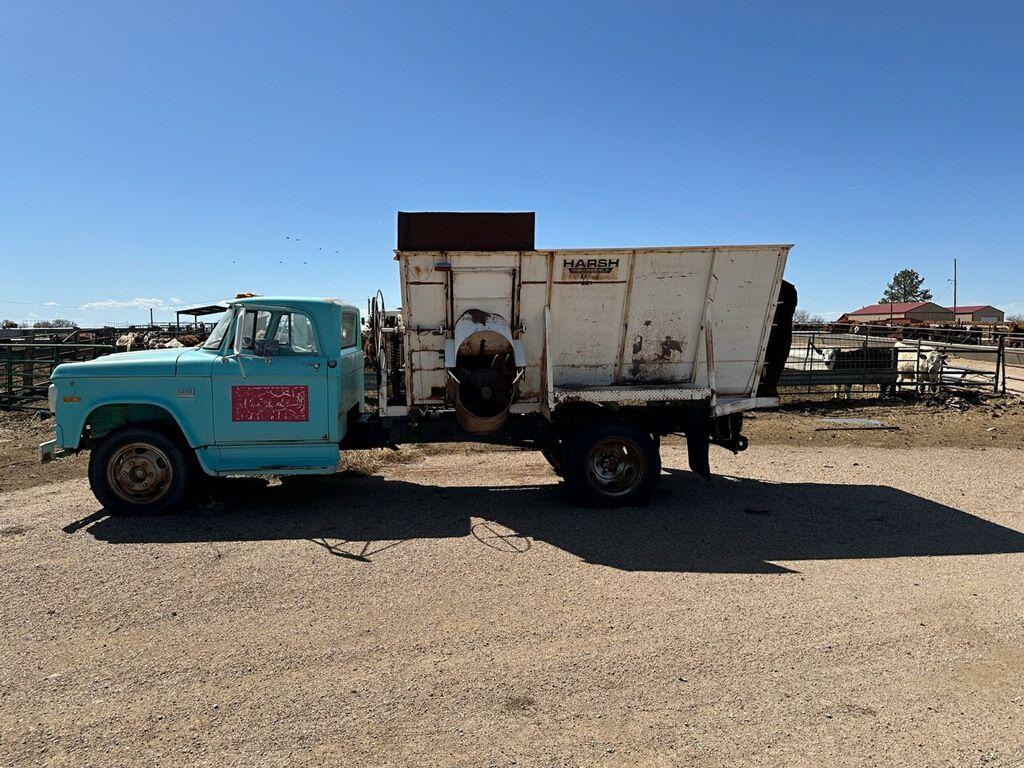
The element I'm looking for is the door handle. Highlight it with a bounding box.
[304,362,321,370]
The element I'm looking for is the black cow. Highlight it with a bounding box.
[830,347,897,398]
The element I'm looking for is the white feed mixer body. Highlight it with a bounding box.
[393,244,790,432]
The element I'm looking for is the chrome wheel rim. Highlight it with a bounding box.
[585,437,646,497]
[106,442,173,504]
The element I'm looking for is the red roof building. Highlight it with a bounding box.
[838,301,950,322]
[946,305,1004,323]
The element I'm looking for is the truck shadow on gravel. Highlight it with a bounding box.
[70,468,1024,574]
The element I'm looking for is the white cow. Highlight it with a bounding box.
[143,331,169,349]
[115,332,138,352]
[161,338,185,348]
[787,342,836,371]
[895,341,946,393]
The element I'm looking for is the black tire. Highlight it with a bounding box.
[563,419,661,507]
[88,425,191,516]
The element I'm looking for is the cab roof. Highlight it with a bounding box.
[229,296,359,313]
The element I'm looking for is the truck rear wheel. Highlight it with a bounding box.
[564,420,660,507]
[88,425,191,516]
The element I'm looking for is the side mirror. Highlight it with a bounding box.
[254,339,280,357]
[228,311,248,380]
[232,311,247,357]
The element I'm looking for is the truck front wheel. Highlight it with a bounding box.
[564,420,660,507]
[88,425,191,516]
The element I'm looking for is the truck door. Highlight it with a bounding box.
[212,307,331,445]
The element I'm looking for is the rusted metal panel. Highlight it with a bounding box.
[405,328,445,353]
[516,281,547,400]
[549,276,627,382]
[398,212,534,251]
[411,347,447,404]
[451,262,517,322]
[398,244,790,413]
[703,247,789,395]
[619,249,708,385]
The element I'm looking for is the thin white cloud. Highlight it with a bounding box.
[44,301,60,306]
[80,297,186,311]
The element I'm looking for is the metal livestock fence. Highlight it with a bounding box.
[999,334,1024,397]
[0,322,218,343]
[779,328,1012,399]
[0,324,219,409]
[0,342,115,410]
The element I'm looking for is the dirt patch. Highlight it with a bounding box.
[0,522,30,538]
[2,444,1023,766]
[336,441,519,477]
[743,393,1024,449]
[0,409,88,493]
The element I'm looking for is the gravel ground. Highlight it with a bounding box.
[2,405,1024,767]
[0,411,88,493]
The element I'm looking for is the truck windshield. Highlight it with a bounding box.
[202,307,235,350]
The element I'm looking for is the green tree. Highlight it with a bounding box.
[880,269,932,303]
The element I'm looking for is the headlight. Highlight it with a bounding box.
[48,384,57,413]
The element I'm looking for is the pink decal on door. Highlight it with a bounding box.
[231,385,309,422]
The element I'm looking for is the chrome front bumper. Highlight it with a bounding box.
[39,440,75,464]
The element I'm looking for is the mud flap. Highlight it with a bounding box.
[686,431,711,479]
[758,279,797,397]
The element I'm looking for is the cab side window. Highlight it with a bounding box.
[239,309,319,356]
[240,310,272,352]
[273,311,319,355]
[341,311,358,350]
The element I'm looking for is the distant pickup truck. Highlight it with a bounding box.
[41,213,793,514]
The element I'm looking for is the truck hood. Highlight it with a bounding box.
[52,348,191,379]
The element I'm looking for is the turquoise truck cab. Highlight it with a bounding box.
[41,297,364,514]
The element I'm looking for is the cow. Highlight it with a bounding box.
[894,341,947,393]
[788,342,836,371]
[829,346,897,399]
[115,332,138,352]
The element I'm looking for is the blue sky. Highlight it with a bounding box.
[2,1,1022,325]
